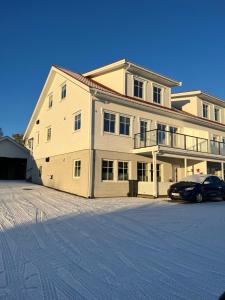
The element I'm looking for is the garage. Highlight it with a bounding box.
[0,136,29,180]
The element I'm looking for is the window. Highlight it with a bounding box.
[134,79,143,98]
[137,162,148,181]
[202,103,209,118]
[48,94,53,108]
[206,176,221,185]
[214,107,221,122]
[61,84,66,99]
[39,166,42,177]
[74,113,81,131]
[47,127,51,141]
[119,115,130,136]
[118,161,129,181]
[153,86,161,104]
[104,112,116,133]
[157,123,166,144]
[150,164,161,182]
[102,160,114,180]
[28,138,33,150]
[169,127,178,147]
[140,120,148,141]
[74,160,81,177]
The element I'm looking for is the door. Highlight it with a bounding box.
[202,176,223,200]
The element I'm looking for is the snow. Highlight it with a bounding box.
[0,181,225,299]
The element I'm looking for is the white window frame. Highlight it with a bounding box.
[73,160,81,178]
[202,102,209,119]
[73,111,81,132]
[48,93,53,109]
[61,83,67,100]
[119,114,131,137]
[118,161,129,181]
[214,106,221,122]
[137,162,149,182]
[103,111,116,135]
[133,78,144,99]
[153,85,163,105]
[101,159,114,181]
[28,138,34,150]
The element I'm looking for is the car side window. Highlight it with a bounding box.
[206,176,221,185]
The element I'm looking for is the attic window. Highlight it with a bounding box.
[61,84,67,99]
[36,120,40,124]
[45,157,50,162]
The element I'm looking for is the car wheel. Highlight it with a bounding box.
[195,193,204,203]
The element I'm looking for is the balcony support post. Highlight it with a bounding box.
[152,151,158,198]
[184,158,187,177]
[221,162,224,180]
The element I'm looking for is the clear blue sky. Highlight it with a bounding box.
[1,0,225,136]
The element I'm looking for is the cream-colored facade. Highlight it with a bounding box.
[24,59,225,198]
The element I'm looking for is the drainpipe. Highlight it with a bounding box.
[87,92,96,198]
[152,150,158,198]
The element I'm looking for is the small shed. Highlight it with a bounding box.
[0,136,29,180]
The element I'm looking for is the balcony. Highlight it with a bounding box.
[134,129,225,157]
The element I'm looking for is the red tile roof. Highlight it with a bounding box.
[53,65,225,129]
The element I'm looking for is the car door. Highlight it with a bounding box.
[203,176,223,200]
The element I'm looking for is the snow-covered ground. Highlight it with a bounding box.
[0,181,225,299]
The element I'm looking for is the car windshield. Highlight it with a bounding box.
[180,175,208,184]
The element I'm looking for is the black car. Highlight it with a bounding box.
[168,174,225,203]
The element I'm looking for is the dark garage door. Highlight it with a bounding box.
[0,157,27,180]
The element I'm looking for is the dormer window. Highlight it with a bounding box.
[214,107,221,122]
[202,103,209,118]
[153,86,161,104]
[134,79,143,98]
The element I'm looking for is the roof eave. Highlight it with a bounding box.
[91,89,225,131]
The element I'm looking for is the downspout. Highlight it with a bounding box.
[87,92,96,198]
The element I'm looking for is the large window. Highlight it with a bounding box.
[47,127,51,141]
[102,160,114,180]
[119,115,130,136]
[134,79,143,98]
[118,161,129,181]
[150,163,161,182]
[202,103,209,118]
[137,162,148,181]
[214,107,221,122]
[74,160,81,177]
[61,84,67,99]
[140,120,148,141]
[153,86,161,104]
[157,123,166,144]
[104,112,116,133]
[74,113,81,131]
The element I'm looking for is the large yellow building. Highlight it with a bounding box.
[24,59,225,198]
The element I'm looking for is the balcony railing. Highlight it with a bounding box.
[134,129,225,156]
